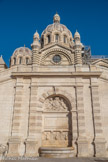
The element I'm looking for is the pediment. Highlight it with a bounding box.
[40,43,73,53]
[92,59,108,68]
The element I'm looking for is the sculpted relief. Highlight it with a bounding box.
[44,96,69,111]
[42,131,72,147]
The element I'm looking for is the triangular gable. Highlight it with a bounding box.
[92,59,108,68]
[40,43,72,53]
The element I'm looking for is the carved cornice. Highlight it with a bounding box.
[11,71,102,78]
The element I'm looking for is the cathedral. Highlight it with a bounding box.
[0,13,108,158]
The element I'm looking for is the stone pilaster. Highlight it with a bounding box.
[90,80,106,157]
[8,78,23,157]
[71,110,78,155]
[25,83,42,157]
[75,84,89,157]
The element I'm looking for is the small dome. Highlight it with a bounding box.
[12,47,32,57]
[74,30,80,38]
[10,47,32,66]
[53,13,60,23]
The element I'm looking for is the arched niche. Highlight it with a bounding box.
[42,94,73,147]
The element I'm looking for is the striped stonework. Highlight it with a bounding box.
[25,84,42,157]
[7,78,24,157]
[75,85,89,157]
[90,81,106,157]
[28,84,38,136]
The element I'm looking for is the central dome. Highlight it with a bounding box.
[42,13,72,37]
[41,13,73,48]
[42,23,72,37]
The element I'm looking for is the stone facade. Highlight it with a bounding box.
[0,13,108,158]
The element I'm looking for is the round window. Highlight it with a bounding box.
[53,55,61,63]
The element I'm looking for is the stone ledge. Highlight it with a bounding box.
[11,71,102,77]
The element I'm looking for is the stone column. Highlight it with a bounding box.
[25,82,42,157]
[8,78,23,157]
[75,84,89,157]
[52,34,54,42]
[90,79,106,157]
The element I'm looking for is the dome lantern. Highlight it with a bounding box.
[53,13,60,23]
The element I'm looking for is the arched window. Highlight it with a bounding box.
[47,35,50,43]
[13,58,16,65]
[64,35,67,43]
[41,37,44,48]
[19,57,22,64]
[26,58,29,64]
[55,34,59,42]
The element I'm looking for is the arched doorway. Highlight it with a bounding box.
[42,94,72,147]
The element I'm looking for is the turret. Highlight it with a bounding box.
[31,31,40,64]
[74,30,82,65]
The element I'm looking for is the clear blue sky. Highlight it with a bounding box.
[0,0,108,66]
